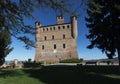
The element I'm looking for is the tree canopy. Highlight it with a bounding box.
[85,0,120,64]
[0,0,80,64]
[0,0,79,49]
[0,28,13,65]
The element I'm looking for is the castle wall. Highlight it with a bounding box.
[34,16,78,63]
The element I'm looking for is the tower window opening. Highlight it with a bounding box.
[67,25,69,28]
[58,26,60,30]
[63,34,65,39]
[46,28,48,31]
[63,26,65,29]
[52,35,54,40]
[42,45,44,50]
[53,27,55,30]
[50,27,52,31]
[63,44,66,48]
[43,29,45,31]
[54,44,56,49]
[44,36,47,40]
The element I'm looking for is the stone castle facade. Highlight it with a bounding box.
[34,16,78,63]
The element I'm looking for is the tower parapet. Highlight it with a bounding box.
[35,22,41,41]
[35,21,41,28]
[57,16,64,24]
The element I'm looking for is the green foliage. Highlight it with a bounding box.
[0,28,13,65]
[0,0,79,49]
[0,0,80,64]
[60,58,82,63]
[85,0,120,60]
[28,58,32,63]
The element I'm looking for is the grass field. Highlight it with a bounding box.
[0,65,120,84]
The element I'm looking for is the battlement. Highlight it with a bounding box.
[57,16,64,24]
[34,16,78,63]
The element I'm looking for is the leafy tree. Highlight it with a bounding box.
[85,0,120,65]
[0,28,13,66]
[0,0,79,64]
[0,0,78,48]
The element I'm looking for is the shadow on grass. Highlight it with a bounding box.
[0,69,24,78]
[23,65,120,84]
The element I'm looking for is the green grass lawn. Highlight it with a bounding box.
[0,65,120,84]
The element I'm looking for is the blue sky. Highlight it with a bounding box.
[6,4,108,61]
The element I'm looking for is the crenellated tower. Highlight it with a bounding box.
[71,16,78,39]
[34,22,41,62]
[34,16,78,63]
[57,16,64,24]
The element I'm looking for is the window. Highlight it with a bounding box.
[46,28,48,31]
[67,25,69,28]
[54,44,56,49]
[52,35,54,40]
[53,27,55,30]
[63,44,66,48]
[50,27,52,31]
[58,26,60,30]
[63,26,65,29]
[63,34,65,39]
[43,29,45,31]
[44,36,47,40]
[42,45,44,50]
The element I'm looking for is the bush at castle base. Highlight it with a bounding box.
[60,58,83,63]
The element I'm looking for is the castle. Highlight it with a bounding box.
[34,16,78,63]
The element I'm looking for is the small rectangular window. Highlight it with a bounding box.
[42,45,44,50]
[54,44,56,49]
[63,44,66,48]
[44,36,47,40]
[67,25,69,28]
[52,35,54,40]
[58,26,60,30]
[63,26,65,29]
[63,34,65,39]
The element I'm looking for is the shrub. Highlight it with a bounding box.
[60,58,81,63]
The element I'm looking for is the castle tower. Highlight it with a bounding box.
[34,22,41,62]
[57,16,64,24]
[34,16,78,63]
[35,22,41,41]
[71,16,78,39]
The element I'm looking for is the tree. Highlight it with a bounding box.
[0,0,79,64]
[85,0,120,65]
[0,0,78,48]
[0,28,13,66]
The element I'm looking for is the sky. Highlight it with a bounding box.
[6,2,108,61]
